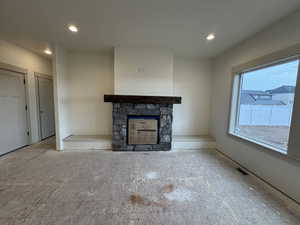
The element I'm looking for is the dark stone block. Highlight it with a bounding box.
[111,102,173,151]
[152,143,171,151]
[160,107,172,114]
[126,145,135,151]
[161,135,171,143]
[121,127,127,136]
[146,104,159,110]
[135,104,146,109]
[134,145,153,151]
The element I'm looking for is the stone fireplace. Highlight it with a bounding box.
[104,95,181,151]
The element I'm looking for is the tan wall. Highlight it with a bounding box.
[114,47,174,96]
[66,52,114,135]
[173,57,212,136]
[57,50,213,138]
[210,10,300,202]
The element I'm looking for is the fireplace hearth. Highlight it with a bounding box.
[104,95,182,151]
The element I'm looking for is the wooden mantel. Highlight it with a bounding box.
[104,95,182,104]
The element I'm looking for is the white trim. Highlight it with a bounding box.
[238,55,299,74]
[34,72,52,141]
[229,131,287,155]
[35,76,42,140]
[287,56,300,159]
[214,148,300,217]
[34,72,52,80]
[229,56,299,158]
[35,74,55,141]
[0,62,27,74]
[228,74,241,133]
[232,43,300,74]
[0,68,30,148]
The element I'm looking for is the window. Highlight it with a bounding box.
[229,58,299,153]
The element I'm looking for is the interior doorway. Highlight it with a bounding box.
[0,68,29,155]
[36,74,55,140]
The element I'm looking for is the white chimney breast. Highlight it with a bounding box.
[114,47,174,96]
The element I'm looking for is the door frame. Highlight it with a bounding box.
[0,62,30,152]
[35,72,54,140]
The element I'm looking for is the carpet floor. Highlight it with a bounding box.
[0,138,299,225]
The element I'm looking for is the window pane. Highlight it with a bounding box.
[235,59,299,152]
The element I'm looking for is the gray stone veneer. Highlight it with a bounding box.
[112,103,173,151]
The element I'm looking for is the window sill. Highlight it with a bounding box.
[228,131,288,156]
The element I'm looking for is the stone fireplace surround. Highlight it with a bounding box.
[104,95,182,151]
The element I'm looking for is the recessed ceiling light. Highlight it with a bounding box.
[68,24,79,33]
[206,33,215,41]
[44,49,52,55]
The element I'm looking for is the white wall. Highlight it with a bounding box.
[53,48,213,149]
[0,40,52,143]
[53,45,70,150]
[114,47,212,136]
[239,105,293,126]
[210,11,300,202]
[61,51,212,138]
[66,52,114,135]
[173,57,211,136]
[114,47,174,96]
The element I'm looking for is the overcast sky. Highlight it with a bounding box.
[242,59,299,91]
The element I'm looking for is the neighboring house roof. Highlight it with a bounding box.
[240,90,285,105]
[267,85,295,94]
[242,90,272,96]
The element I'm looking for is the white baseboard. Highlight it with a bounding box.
[172,135,216,150]
[215,148,300,217]
[63,135,216,151]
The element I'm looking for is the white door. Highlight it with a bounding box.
[0,69,28,155]
[37,77,55,139]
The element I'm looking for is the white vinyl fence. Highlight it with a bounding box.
[239,105,293,126]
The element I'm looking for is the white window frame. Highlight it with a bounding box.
[228,44,300,158]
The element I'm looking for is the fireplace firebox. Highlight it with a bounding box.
[127,115,159,145]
